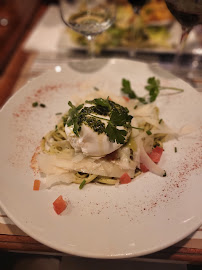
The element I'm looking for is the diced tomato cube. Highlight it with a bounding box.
[53,195,67,215]
[33,180,41,191]
[140,163,149,173]
[120,173,132,184]
[122,96,130,102]
[148,146,163,163]
[140,146,164,173]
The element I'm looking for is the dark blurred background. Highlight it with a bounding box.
[0,0,58,74]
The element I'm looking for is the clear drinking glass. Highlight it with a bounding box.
[127,0,148,57]
[59,0,116,56]
[128,0,147,15]
[164,0,202,81]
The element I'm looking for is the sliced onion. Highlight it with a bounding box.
[139,141,165,177]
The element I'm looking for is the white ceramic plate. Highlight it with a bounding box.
[0,59,202,258]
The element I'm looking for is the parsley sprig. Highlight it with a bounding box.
[121,77,184,104]
[66,101,84,136]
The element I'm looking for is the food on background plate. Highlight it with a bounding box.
[33,77,184,189]
[68,0,175,53]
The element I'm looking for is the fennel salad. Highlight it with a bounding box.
[34,77,183,189]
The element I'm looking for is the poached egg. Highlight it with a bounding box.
[65,99,132,157]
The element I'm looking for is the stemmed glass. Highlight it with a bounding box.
[128,0,147,15]
[164,0,202,80]
[127,0,148,57]
[59,0,116,56]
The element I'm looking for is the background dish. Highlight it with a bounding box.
[0,59,202,258]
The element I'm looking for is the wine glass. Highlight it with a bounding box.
[164,0,202,80]
[128,0,147,15]
[59,0,116,56]
[127,0,148,57]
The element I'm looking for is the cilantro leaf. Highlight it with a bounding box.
[110,107,132,126]
[145,77,160,102]
[86,98,110,109]
[122,77,184,105]
[105,123,127,144]
[121,79,147,104]
[66,101,83,136]
[121,79,137,99]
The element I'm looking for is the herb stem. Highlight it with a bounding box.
[131,126,144,130]
[89,114,109,122]
[160,86,184,92]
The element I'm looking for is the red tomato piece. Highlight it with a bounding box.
[140,163,149,173]
[33,180,41,191]
[140,146,164,173]
[122,96,130,102]
[120,173,132,184]
[148,146,163,163]
[53,195,67,215]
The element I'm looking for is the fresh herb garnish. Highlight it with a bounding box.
[146,130,152,135]
[66,98,133,144]
[93,86,99,91]
[175,147,177,153]
[159,118,163,124]
[79,180,86,189]
[86,98,110,109]
[40,103,46,108]
[105,122,127,144]
[56,112,62,115]
[32,102,38,107]
[121,77,184,104]
[121,79,147,104]
[66,101,84,136]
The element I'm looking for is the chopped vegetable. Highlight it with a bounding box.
[120,173,132,184]
[140,146,164,173]
[122,96,130,102]
[175,147,177,153]
[148,146,164,163]
[79,180,86,189]
[32,102,38,107]
[33,180,41,191]
[40,103,46,108]
[146,130,152,135]
[53,195,67,215]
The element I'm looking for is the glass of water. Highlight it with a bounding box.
[59,0,116,56]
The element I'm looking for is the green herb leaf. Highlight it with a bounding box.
[79,180,86,189]
[40,103,46,108]
[145,77,160,102]
[110,107,132,126]
[121,79,137,99]
[105,122,127,144]
[86,98,110,109]
[121,79,147,104]
[32,102,38,107]
[122,77,184,105]
[146,130,152,135]
[66,101,84,136]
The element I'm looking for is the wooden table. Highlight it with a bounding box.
[0,3,202,265]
